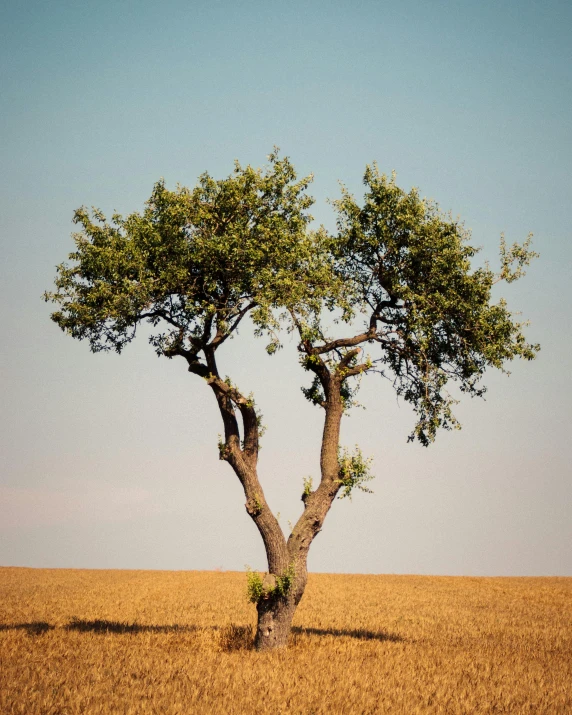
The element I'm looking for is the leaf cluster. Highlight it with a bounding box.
[245,565,295,603]
[329,165,539,444]
[44,150,330,358]
[336,446,375,499]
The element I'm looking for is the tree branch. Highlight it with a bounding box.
[210,300,256,349]
[343,361,372,378]
[338,347,362,371]
[308,331,375,355]
[200,347,288,573]
[287,375,343,563]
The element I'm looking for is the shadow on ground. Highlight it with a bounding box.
[0,619,200,636]
[64,618,202,634]
[292,626,403,642]
[0,622,54,636]
[0,620,403,643]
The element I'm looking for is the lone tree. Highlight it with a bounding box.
[45,151,538,650]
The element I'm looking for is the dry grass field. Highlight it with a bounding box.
[0,567,570,714]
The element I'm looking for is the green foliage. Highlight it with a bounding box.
[245,565,295,603]
[302,476,313,498]
[337,446,374,499]
[330,164,539,445]
[499,233,538,283]
[246,569,265,603]
[44,150,329,357]
[45,153,538,447]
[301,374,325,407]
[274,564,296,597]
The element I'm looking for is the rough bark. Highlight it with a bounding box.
[288,368,343,564]
[254,595,297,650]
[253,568,308,650]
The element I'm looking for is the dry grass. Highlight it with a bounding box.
[0,568,570,714]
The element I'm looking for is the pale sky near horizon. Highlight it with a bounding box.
[1,0,571,576]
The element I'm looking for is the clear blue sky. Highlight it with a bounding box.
[1,0,570,575]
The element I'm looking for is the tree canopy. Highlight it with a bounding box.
[45,153,537,445]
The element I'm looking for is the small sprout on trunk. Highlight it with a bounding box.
[273,563,295,597]
[245,564,296,603]
[302,476,313,502]
[337,446,374,499]
[217,435,229,460]
[246,568,265,603]
[246,494,263,516]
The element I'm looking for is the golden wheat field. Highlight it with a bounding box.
[0,567,570,714]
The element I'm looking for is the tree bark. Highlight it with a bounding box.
[254,594,297,650]
[254,567,308,650]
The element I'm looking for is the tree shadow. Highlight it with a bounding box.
[0,622,54,636]
[0,619,202,636]
[0,620,403,643]
[64,618,202,634]
[292,626,404,642]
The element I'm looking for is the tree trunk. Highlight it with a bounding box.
[254,594,297,650]
[254,566,308,650]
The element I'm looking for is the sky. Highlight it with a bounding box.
[1,0,570,576]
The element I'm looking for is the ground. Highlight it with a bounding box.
[1,567,570,713]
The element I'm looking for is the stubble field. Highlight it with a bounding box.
[0,567,570,714]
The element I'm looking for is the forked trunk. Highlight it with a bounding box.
[202,347,344,651]
[251,378,343,651]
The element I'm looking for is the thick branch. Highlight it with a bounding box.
[288,375,343,564]
[338,347,362,371]
[178,346,288,574]
[342,361,372,378]
[306,330,375,356]
[208,375,260,463]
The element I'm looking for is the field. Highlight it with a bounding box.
[0,568,570,714]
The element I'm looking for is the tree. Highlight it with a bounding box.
[44,151,539,650]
